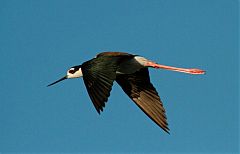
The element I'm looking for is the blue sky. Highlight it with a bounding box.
[0,0,238,153]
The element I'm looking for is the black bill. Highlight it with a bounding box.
[47,76,67,87]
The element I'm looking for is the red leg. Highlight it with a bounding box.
[146,61,205,75]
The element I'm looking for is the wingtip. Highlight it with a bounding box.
[163,127,170,134]
[96,110,101,115]
[165,129,170,134]
[96,108,102,115]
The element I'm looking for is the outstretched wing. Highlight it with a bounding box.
[81,56,121,114]
[116,68,169,133]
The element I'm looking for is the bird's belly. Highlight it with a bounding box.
[117,56,148,74]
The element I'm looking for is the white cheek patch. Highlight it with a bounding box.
[67,68,83,78]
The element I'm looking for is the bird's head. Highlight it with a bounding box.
[47,65,82,87]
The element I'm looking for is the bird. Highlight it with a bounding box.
[47,51,205,133]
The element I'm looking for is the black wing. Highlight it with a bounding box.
[81,56,122,114]
[116,68,169,133]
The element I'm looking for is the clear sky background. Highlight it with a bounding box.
[0,0,238,153]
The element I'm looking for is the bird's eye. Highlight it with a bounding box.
[69,70,75,74]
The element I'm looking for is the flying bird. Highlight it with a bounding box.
[47,52,205,133]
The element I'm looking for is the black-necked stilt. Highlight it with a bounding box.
[47,52,205,133]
